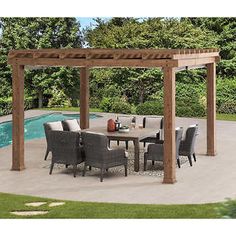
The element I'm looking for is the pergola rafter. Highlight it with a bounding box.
[7,48,220,184]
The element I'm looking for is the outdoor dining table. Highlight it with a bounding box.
[82,126,157,172]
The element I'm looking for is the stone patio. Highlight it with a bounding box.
[0,110,236,204]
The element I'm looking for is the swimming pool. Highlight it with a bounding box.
[0,113,101,148]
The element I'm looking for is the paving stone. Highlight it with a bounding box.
[49,202,65,207]
[11,211,48,216]
[25,202,47,207]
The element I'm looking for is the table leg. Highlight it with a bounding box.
[134,138,140,172]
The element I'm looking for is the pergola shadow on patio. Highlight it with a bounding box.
[7,48,220,184]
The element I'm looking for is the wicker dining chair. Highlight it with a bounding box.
[140,116,163,147]
[43,121,64,160]
[48,130,84,177]
[81,131,128,182]
[179,124,199,167]
[144,127,183,170]
[116,116,136,150]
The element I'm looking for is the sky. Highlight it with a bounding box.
[78,17,111,30]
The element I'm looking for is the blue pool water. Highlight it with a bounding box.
[0,113,100,148]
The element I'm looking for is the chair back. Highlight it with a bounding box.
[49,130,81,165]
[81,132,108,162]
[143,117,163,129]
[176,127,183,159]
[117,116,136,127]
[43,121,63,150]
[182,124,198,154]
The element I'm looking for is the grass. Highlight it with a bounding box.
[216,113,236,121]
[0,192,221,219]
[38,107,236,121]
[38,107,102,112]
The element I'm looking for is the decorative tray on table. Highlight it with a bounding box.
[118,125,130,133]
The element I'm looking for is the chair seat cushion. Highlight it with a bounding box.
[63,119,81,132]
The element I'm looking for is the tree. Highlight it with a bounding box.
[0,17,83,107]
[85,17,217,104]
[188,17,236,77]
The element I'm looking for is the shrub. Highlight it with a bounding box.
[0,97,36,116]
[47,88,71,108]
[100,96,132,114]
[148,82,206,117]
[216,78,236,109]
[218,101,236,114]
[99,97,114,112]
[111,100,132,114]
[136,101,163,115]
[89,96,101,108]
[217,199,236,219]
[176,101,206,117]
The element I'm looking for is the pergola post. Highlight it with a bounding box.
[12,64,25,170]
[80,67,90,129]
[206,63,216,156]
[163,67,176,184]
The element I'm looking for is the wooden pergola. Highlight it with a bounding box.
[8,48,220,184]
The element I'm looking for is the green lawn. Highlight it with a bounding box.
[39,107,102,112]
[216,113,236,121]
[0,192,221,219]
[38,107,236,121]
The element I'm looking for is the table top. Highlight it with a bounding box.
[82,126,157,140]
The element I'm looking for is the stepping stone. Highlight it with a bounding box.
[49,202,65,207]
[11,211,48,216]
[25,202,47,207]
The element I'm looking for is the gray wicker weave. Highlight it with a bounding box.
[140,116,163,147]
[144,127,183,170]
[81,131,128,182]
[43,121,63,160]
[179,124,198,166]
[48,130,84,177]
[116,116,136,150]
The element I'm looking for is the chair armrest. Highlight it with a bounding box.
[108,148,126,158]
[147,143,163,156]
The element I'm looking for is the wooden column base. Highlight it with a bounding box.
[11,166,25,171]
[207,151,217,156]
[163,178,177,184]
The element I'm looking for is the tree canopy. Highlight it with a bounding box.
[0,17,235,117]
[0,17,83,107]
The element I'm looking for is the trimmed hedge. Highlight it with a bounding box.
[137,82,206,117]
[136,101,163,115]
[216,78,236,109]
[100,97,132,114]
[136,100,206,117]
[0,97,36,116]
[218,101,236,114]
[111,100,132,114]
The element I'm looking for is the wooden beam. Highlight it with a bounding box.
[175,64,206,72]
[176,57,219,67]
[7,57,177,68]
[172,52,219,60]
[163,67,176,184]
[207,63,216,156]
[12,64,25,171]
[80,67,90,129]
